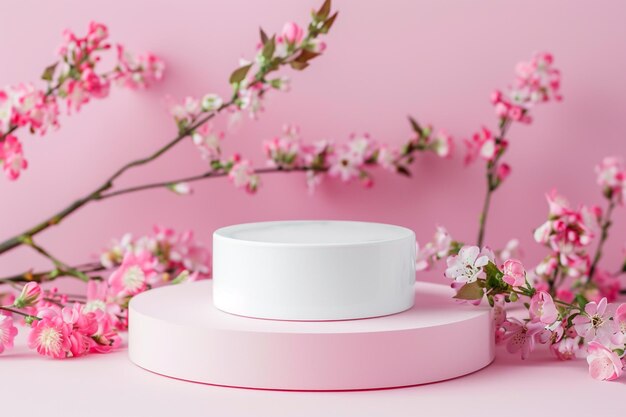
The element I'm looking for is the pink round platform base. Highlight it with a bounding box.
[128,281,494,391]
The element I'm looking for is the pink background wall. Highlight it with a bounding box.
[1,0,625,285]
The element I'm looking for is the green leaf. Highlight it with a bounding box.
[484,261,504,289]
[567,312,580,327]
[171,270,190,285]
[262,36,276,60]
[229,64,253,84]
[575,294,588,310]
[316,0,332,20]
[294,49,321,63]
[259,27,269,45]
[613,348,625,357]
[41,62,58,82]
[448,241,463,256]
[408,116,423,135]
[289,61,309,71]
[453,281,484,300]
[320,11,338,34]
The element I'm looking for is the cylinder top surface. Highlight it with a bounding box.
[214,220,414,246]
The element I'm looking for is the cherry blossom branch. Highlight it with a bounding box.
[477,118,512,247]
[0,3,337,257]
[96,166,316,200]
[588,199,616,281]
[0,100,235,257]
[0,305,40,320]
[0,262,104,284]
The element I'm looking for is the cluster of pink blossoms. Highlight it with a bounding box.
[444,247,626,381]
[166,17,328,131]
[533,190,597,281]
[531,156,625,303]
[0,282,121,358]
[0,226,210,358]
[0,21,163,180]
[463,52,562,189]
[100,225,211,283]
[491,52,562,124]
[596,156,626,205]
[262,124,452,193]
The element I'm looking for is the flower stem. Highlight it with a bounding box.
[0,305,41,320]
[510,288,578,310]
[0,100,233,256]
[21,237,90,282]
[96,166,318,200]
[476,118,512,247]
[588,199,616,282]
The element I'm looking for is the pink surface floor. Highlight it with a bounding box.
[2,330,623,417]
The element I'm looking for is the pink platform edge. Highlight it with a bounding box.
[128,281,495,391]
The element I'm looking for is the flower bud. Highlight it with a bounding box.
[201,94,223,112]
[281,22,304,44]
[14,282,42,308]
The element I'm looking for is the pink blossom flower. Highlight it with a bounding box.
[169,96,201,124]
[0,134,28,180]
[502,259,526,287]
[165,229,211,277]
[463,127,502,164]
[228,159,260,193]
[493,295,507,326]
[586,341,623,381]
[192,123,223,161]
[550,337,581,361]
[65,67,110,113]
[430,130,453,158]
[328,150,362,181]
[534,191,595,271]
[0,315,18,354]
[114,45,165,90]
[201,94,223,112]
[84,280,123,329]
[108,251,155,297]
[282,22,304,45]
[556,287,575,304]
[238,82,264,119]
[499,238,523,261]
[0,89,13,132]
[89,309,122,353]
[85,21,109,50]
[595,156,625,204]
[502,317,545,359]
[491,52,561,122]
[594,268,621,302]
[609,303,626,346]
[529,291,558,324]
[14,282,42,308]
[81,67,111,98]
[572,298,617,344]
[545,189,570,217]
[11,84,59,135]
[264,124,302,169]
[376,145,398,172]
[328,134,376,182]
[535,254,558,278]
[445,246,491,283]
[495,163,511,184]
[62,304,99,357]
[28,314,71,358]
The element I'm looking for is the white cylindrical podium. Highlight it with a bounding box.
[128,280,494,391]
[212,221,416,321]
